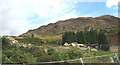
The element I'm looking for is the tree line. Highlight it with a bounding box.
[62,29,109,51]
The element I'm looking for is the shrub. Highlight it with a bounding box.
[66,48,83,59]
[16,37,43,45]
[2,54,14,63]
[37,46,62,62]
[2,48,36,63]
[100,44,109,51]
[2,37,11,48]
[59,51,69,60]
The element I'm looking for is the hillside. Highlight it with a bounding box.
[19,15,119,37]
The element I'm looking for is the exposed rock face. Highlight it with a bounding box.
[19,15,119,37]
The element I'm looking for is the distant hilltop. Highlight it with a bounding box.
[19,15,119,37]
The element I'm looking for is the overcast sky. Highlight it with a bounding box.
[0,0,119,36]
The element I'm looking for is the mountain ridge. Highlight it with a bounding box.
[20,15,119,37]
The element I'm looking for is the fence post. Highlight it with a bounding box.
[80,58,84,65]
[115,53,120,64]
[110,57,114,63]
[23,63,25,65]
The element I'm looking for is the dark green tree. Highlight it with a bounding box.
[98,31,109,51]
[62,32,76,44]
[89,29,98,44]
[76,31,86,44]
[84,30,91,44]
[62,33,66,44]
[69,32,77,43]
[62,32,69,44]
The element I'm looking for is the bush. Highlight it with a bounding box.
[2,54,14,63]
[2,37,11,47]
[16,37,43,45]
[37,53,62,62]
[59,52,69,60]
[66,48,83,59]
[101,44,109,51]
[29,47,46,57]
[37,46,62,62]
[2,48,36,63]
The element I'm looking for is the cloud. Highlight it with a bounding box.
[0,0,80,36]
[1,0,116,36]
[0,0,34,35]
[45,10,78,24]
[106,0,120,8]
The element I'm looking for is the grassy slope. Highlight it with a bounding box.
[40,35,62,42]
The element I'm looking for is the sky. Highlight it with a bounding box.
[0,0,119,36]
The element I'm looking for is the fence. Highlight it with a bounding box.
[1,53,120,65]
[20,53,120,65]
